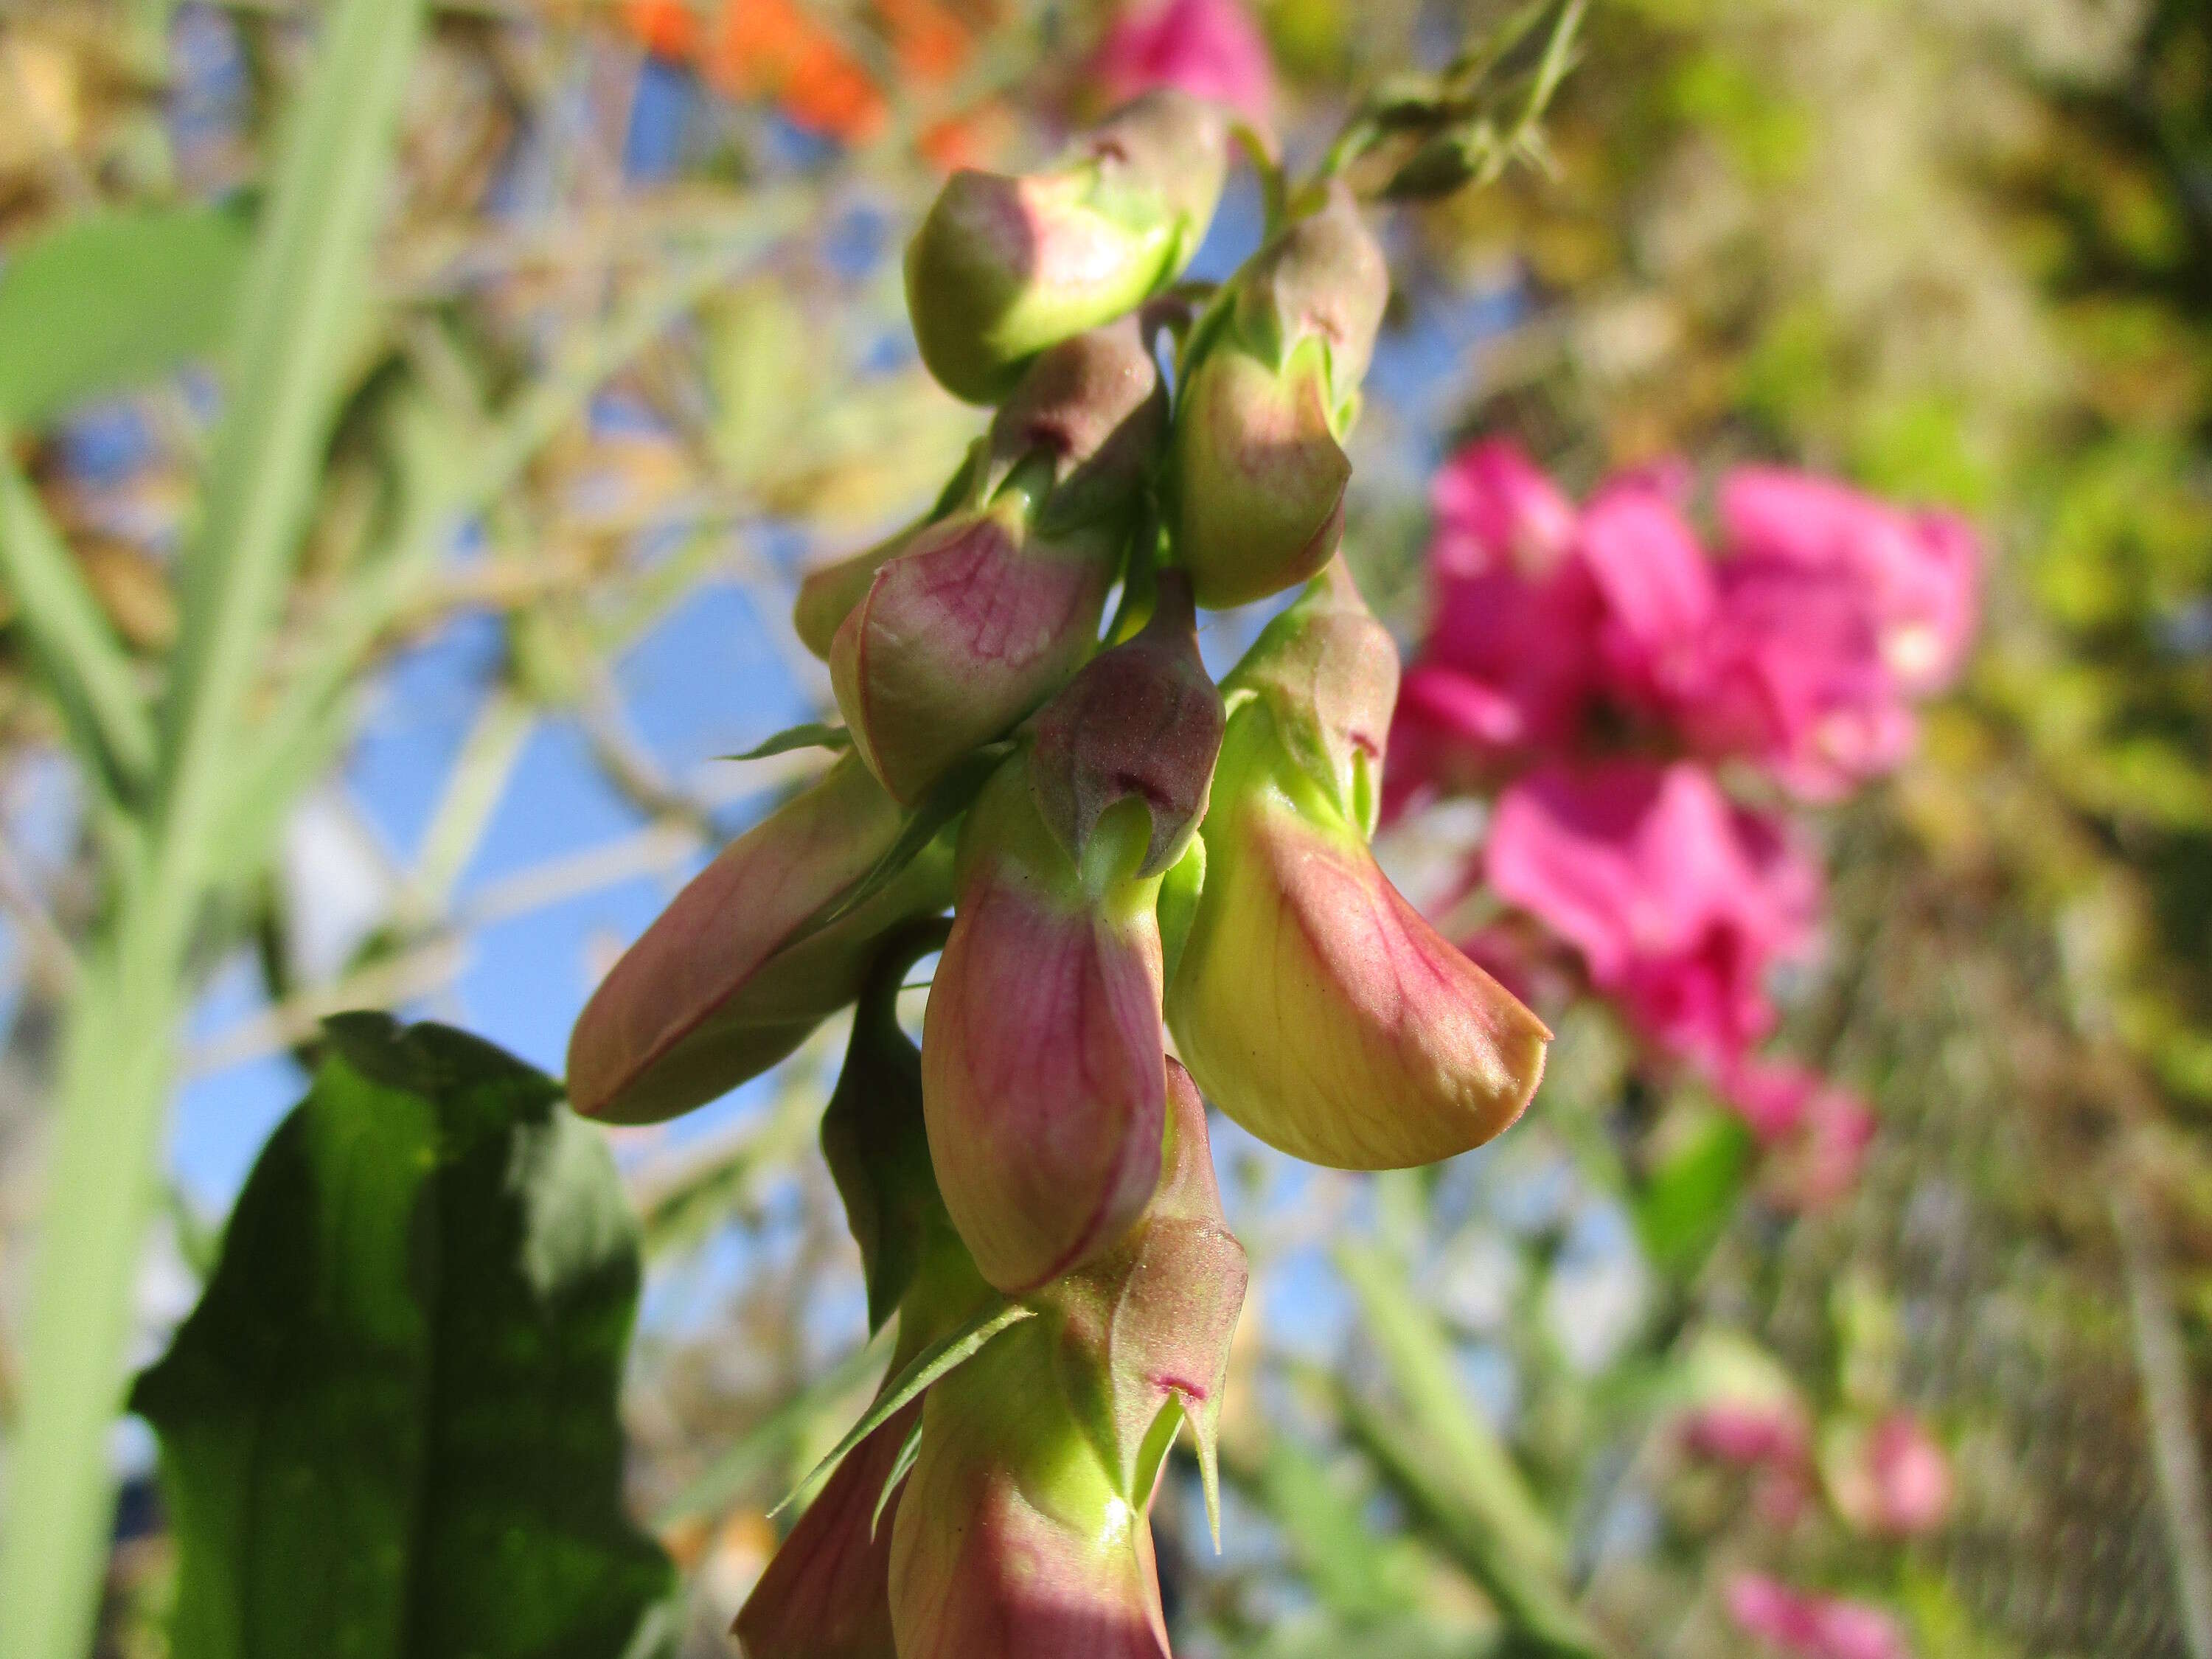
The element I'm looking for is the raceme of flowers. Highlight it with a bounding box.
[565,91,1551,1658]
[1387,440,1978,1202]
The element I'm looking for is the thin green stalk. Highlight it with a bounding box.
[0,442,156,799]
[214,224,796,874]
[0,2,426,1654]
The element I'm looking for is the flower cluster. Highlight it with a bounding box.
[566,94,1551,1658]
[1388,441,1978,1200]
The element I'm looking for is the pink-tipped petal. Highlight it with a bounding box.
[566,754,949,1124]
[733,1404,917,1659]
[922,765,1167,1293]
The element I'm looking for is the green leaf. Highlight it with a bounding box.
[1634,1105,1753,1276]
[720,720,852,761]
[0,204,253,426]
[773,1295,1034,1518]
[130,1015,675,1659]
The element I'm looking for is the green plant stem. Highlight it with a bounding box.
[0,442,156,801]
[0,2,427,1654]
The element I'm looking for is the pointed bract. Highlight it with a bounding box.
[889,1330,1172,1659]
[567,754,951,1124]
[1042,1061,1245,1520]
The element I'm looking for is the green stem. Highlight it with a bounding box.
[0,4,427,1655]
[0,442,156,801]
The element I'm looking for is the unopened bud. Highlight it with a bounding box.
[1171,184,1388,608]
[566,754,951,1124]
[888,1063,1244,1659]
[1029,570,1224,881]
[921,757,1167,1293]
[831,324,1167,804]
[1166,566,1550,1166]
[905,91,1228,403]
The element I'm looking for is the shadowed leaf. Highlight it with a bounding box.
[131,1015,674,1659]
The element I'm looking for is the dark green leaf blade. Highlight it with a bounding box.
[131,1014,674,1659]
[0,204,253,426]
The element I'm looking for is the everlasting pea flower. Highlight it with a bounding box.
[1170,184,1389,608]
[1093,0,1274,131]
[1677,555,1917,801]
[1486,761,1820,1075]
[1720,467,1978,695]
[905,90,1228,402]
[1826,1411,1952,1538]
[1725,1574,1913,1659]
[566,753,952,1124]
[1384,445,1713,806]
[830,319,1166,803]
[1166,563,1551,1168]
[889,1064,1245,1659]
[1723,1059,1876,1209]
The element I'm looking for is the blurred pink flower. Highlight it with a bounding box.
[1674,555,1918,802]
[1388,445,1602,804]
[1720,468,1978,696]
[1680,1401,1809,1470]
[1093,0,1273,129]
[1389,442,1980,810]
[1725,1060,1876,1208]
[1830,1411,1953,1537]
[1576,474,1714,708]
[1726,1574,1912,1659]
[1486,762,1820,1074]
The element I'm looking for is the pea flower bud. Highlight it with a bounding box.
[566,754,950,1124]
[739,942,995,1659]
[888,1065,1245,1659]
[1166,563,1551,1166]
[1170,183,1388,608]
[733,1402,915,1659]
[831,320,1167,804]
[905,90,1229,403]
[921,752,1169,1293]
[1028,569,1225,880]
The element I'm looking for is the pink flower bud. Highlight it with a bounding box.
[905,91,1228,403]
[1029,571,1225,879]
[567,754,952,1124]
[1725,1574,1912,1659]
[1826,1411,1952,1538]
[830,323,1166,804]
[733,1402,917,1659]
[1166,567,1551,1166]
[922,757,1168,1293]
[888,1068,1243,1659]
[1171,184,1388,608]
[1093,0,1275,131]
